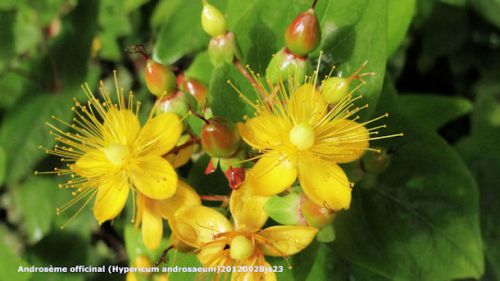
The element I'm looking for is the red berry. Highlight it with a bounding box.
[201,117,241,158]
[145,59,177,97]
[178,75,208,109]
[285,9,321,57]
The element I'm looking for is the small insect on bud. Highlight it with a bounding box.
[145,59,177,97]
[361,147,391,174]
[266,48,312,85]
[284,8,321,57]
[178,74,208,108]
[208,32,240,67]
[201,2,227,37]
[321,61,375,104]
[157,90,198,117]
[200,117,241,158]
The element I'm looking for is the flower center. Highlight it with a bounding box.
[104,143,130,166]
[230,235,254,261]
[289,123,315,150]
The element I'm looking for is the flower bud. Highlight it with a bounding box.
[201,2,227,37]
[201,117,241,158]
[285,9,321,57]
[264,191,302,225]
[321,77,349,104]
[178,74,208,108]
[208,32,240,67]
[301,194,334,229]
[362,148,391,174]
[145,59,177,97]
[266,48,312,85]
[156,91,197,117]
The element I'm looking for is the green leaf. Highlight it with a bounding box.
[471,0,500,29]
[0,94,73,184]
[0,146,5,186]
[0,10,15,72]
[0,227,32,281]
[332,82,484,280]
[318,0,387,117]
[396,94,473,131]
[387,0,416,57]
[455,76,500,280]
[13,176,59,244]
[154,0,211,64]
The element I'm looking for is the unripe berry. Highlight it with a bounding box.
[266,48,312,85]
[201,2,227,37]
[201,117,241,158]
[301,194,334,228]
[208,32,240,66]
[362,148,391,174]
[178,74,208,108]
[145,59,177,97]
[230,235,254,261]
[285,9,321,57]
[157,90,197,117]
[321,77,349,104]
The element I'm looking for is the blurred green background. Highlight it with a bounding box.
[0,0,499,280]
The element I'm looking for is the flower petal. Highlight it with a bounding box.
[102,108,141,146]
[141,199,163,250]
[230,184,268,231]
[287,84,327,125]
[169,205,233,248]
[259,225,317,256]
[93,174,129,224]
[238,115,290,150]
[298,157,351,210]
[156,180,201,220]
[130,155,177,200]
[73,149,112,178]
[315,119,369,163]
[246,154,297,197]
[136,112,182,156]
[196,242,225,265]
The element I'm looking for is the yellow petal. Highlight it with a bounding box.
[246,154,297,197]
[196,242,225,265]
[134,193,146,227]
[141,199,163,250]
[169,205,233,248]
[73,149,112,178]
[259,225,317,256]
[156,180,201,220]
[316,119,369,163]
[130,155,177,200]
[136,113,182,156]
[298,157,351,210]
[93,174,129,224]
[287,84,327,125]
[230,184,268,231]
[102,108,140,146]
[165,143,194,168]
[238,115,290,150]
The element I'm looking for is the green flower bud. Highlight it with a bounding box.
[156,91,197,117]
[145,59,177,97]
[264,191,302,225]
[285,9,321,57]
[362,148,391,174]
[208,32,240,67]
[301,194,334,229]
[266,48,312,85]
[201,2,227,37]
[201,117,241,158]
[321,76,349,104]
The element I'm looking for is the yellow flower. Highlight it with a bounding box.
[169,185,317,281]
[236,66,401,211]
[135,180,200,250]
[40,74,182,225]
